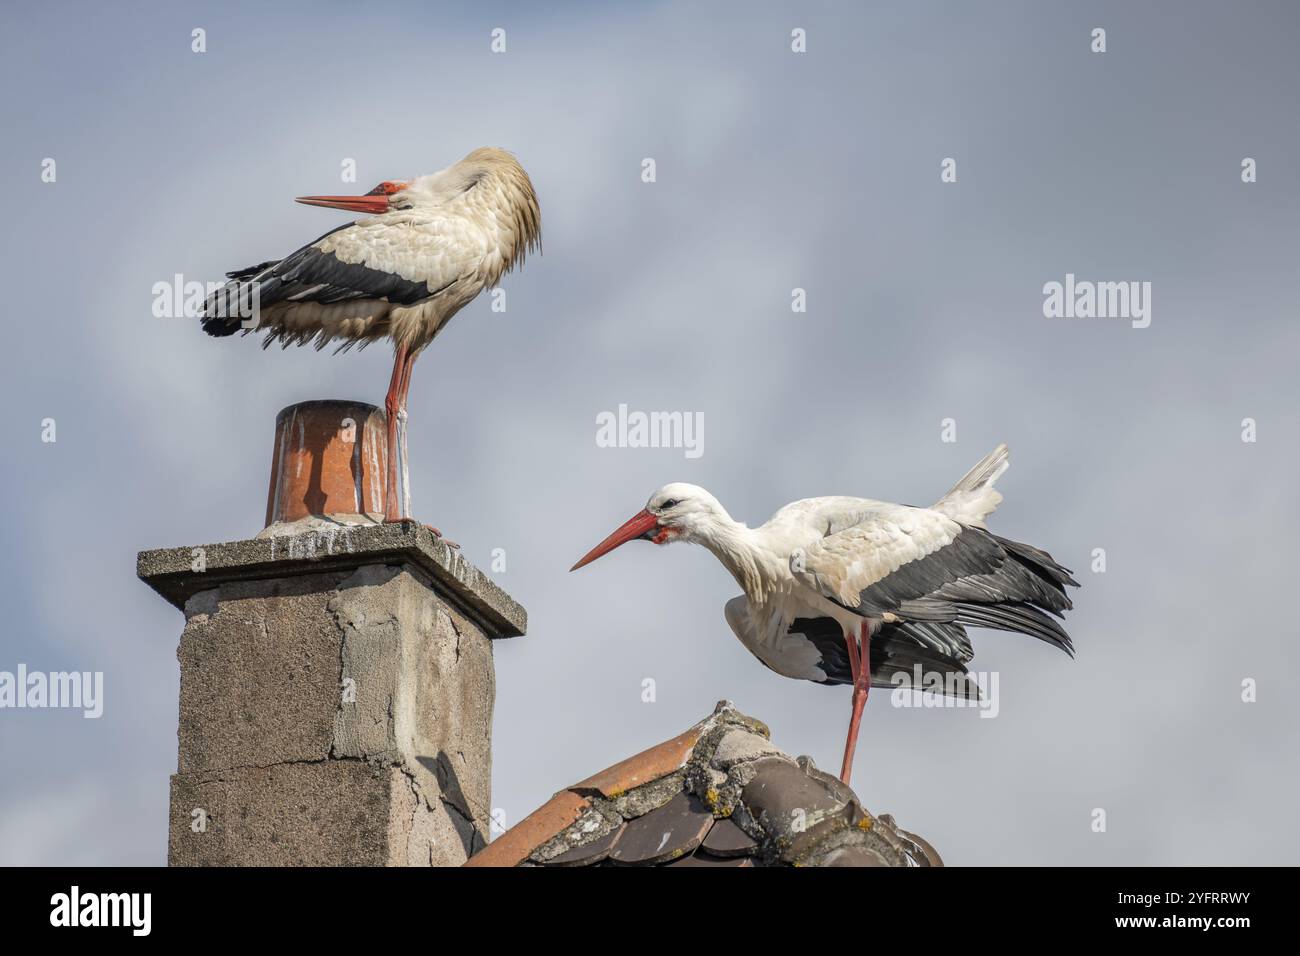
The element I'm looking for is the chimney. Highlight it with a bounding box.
[137,400,526,866]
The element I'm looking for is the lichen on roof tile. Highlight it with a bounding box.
[540,826,623,867]
[741,756,852,839]
[607,791,714,865]
[711,727,783,770]
[463,700,940,868]
[530,801,623,864]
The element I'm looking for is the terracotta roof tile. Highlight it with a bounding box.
[878,814,944,867]
[741,756,849,830]
[543,826,622,867]
[570,726,702,798]
[464,711,716,868]
[821,845,893,867]
[902,828,943,867]
[464,700,939,868]
[666,852,755,867]
[462,789,588,868]
[700,817,759,858]
[607,791,713,865]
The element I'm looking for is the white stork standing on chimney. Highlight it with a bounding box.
[570,444,1079,785]
[202,147,541,528]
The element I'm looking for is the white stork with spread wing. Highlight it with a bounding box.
[570,444,1078,785]
[202,147,541,527]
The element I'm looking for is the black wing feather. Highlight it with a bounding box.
[849,525,1079,659]
[789,616,980,700]
[201,224,432,337]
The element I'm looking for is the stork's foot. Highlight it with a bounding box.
[382,516,460,549]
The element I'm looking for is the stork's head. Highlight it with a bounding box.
[293,147,538,231]
[415,148,541,269]
[570,483,729,571]
[295,148,541,278]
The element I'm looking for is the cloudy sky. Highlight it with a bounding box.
[1,0,1297,865]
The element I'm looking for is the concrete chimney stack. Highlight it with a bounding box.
[137,400,525,865]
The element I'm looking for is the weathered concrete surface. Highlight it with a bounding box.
[138,520,525,639]
[145,526,516,866]
[177,575,343,774]
[168,760,479,866]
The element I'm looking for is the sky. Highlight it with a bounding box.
[1,0,1297,866]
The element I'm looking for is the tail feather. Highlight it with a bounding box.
[954,602,1075,656]
[933,443,1010,527]
[994,534,1081,590]
[201,260,280,337]
[225,260,278,281]
[870,623,983,700]
[897,526,1080,658]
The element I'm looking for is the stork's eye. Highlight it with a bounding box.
[660,498,681,509]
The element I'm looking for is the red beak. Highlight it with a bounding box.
[570,509,660,571]
[294,194,390,215]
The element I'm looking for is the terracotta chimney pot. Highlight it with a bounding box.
[264,400,389,527]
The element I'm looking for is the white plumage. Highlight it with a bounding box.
[571,444,1078,785]
[203,147,541,524]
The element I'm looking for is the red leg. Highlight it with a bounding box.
[394,346,419,521]
[382,344,410,523]
[397,343,417,404]
[382,347,451,539]
[839,619,872,786]
[844,622,861,682]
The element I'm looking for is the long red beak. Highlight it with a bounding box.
[570,509,659,572]
[294,194,390,215]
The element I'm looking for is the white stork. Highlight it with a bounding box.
[202,147,541,526]
[570,444,1078,785]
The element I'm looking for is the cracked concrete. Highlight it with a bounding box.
[159,548,504,866]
